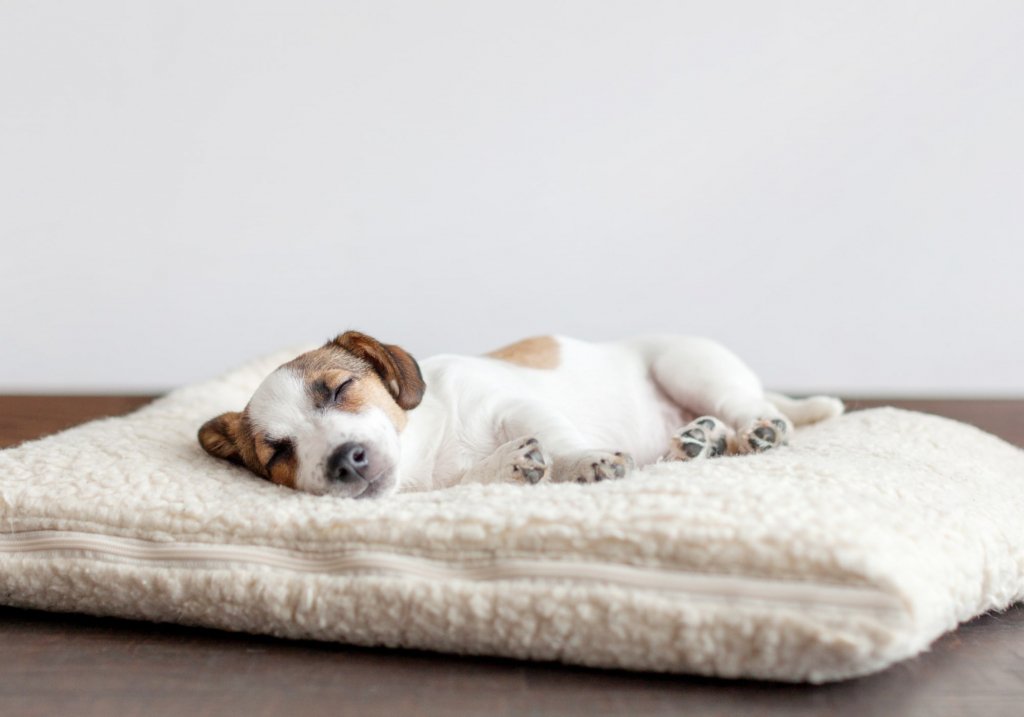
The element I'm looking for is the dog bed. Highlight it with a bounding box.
[1,348,1023,683]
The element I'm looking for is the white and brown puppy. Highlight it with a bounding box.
[198,332,843,499]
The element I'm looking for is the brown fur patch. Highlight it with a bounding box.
[287,336,418,429]
[199,411,272,483]
[485,335,561,370]
[345,372,409,430]
[280,341,413,433]
[333,331,426,410]
[253,432,297,489]
[198,412,246,466]
[285,344,367,378]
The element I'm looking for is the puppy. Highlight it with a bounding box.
[198,332,843,498]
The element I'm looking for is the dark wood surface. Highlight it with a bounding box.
[0,395,156,450]
[1,396,1023,716]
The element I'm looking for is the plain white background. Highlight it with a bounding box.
[1,1,1022,394]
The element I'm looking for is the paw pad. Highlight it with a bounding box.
[563,451,633,484]
[741,417,791,453]
[509,437,550,485]
[752,426,776,444]
[671,416,731,461]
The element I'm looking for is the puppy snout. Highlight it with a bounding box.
[327,442,371,483]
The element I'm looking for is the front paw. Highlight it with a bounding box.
[553,450,634,484]
[507,437,551,484]
[738,417,792,453]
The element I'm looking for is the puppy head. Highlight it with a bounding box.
[198,331,425,499]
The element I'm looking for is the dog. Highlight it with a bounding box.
[198,332,844,499]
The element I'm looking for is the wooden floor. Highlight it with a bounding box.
[1,396,1023,717]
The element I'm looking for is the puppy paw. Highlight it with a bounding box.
[506,437,551,485]
[669,416,732,461]
[553,450,634,484]
[738,417,792,454]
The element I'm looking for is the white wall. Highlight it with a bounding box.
[2,1,1022,394]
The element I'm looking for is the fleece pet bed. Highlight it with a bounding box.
[2,349,1024,683]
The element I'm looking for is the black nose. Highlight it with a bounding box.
[327,442,371,482]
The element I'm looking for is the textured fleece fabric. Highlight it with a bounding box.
[1,348,1023,683]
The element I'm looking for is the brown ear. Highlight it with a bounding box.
[333,331,426,410]
[198,411,245,465]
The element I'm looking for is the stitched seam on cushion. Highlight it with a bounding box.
[0,524,887,592]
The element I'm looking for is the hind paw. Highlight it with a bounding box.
[669,416,732,461]
[738,417,792,454]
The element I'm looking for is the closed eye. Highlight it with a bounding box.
[333,378,355,403]
[266,439,293,467]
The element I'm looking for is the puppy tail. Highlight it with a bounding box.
[765,392,845,427]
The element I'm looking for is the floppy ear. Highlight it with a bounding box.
[198,411,245,465]
[333,331,426,410]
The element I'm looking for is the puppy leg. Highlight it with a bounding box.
[458,437,552,486]
[644,336,794,456]
[497,399,635,483]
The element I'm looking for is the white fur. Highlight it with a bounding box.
[393,335,841,492]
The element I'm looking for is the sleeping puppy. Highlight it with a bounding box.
[198,332,843,499]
